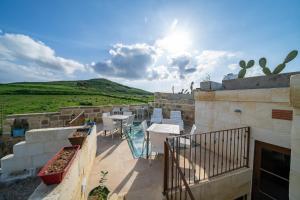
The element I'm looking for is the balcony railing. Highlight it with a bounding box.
[163,126,250,199]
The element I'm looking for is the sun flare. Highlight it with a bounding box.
[156,29,192,54]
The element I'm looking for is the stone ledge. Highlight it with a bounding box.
[290,74,300,108]
[194,87,290,103]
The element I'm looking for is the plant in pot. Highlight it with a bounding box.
[88,171,110,200]
[68,127,90,147]
[11,119,29,137]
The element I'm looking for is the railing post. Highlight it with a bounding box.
[146,130,149,159]
[163,140,169,195]
[246,127,251,167]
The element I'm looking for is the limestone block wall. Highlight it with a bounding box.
[189,168,252,200]
[154,92,195,125]
[0,126,80,180]
[29,125,97,200]
[289,74,300,200]
[194,87,292,169]
[3,104,149,134]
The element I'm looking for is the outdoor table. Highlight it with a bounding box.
[108,115,129,138]
[146,123,180,159]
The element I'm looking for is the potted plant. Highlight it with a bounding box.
[88,171,110,200]
[11,119,28,137]
[68,128,89,147]
[38,145,80,185]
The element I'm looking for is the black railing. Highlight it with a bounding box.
[163,127,250,198]
[164,141,195,200]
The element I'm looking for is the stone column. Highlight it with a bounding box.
[289,74,300,200]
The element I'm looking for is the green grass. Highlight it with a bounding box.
[0,78,153,115]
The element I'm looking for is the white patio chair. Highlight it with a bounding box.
[162,118,184,131]
[102,117,118,140]
[179,124,197,147]
[122,107,129,113]
[102,112,110,117]
[150,108,163,124]
[112,107,121,115]
[170,110,184,131]
[123,111,132,116]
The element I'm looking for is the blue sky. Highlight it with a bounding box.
[0,0,299,92]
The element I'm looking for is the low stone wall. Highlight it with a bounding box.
[3,104,149,134]
[0,126,81,181]
[154,93,195,125]
[190,168,252,200]
[29,125,97,200]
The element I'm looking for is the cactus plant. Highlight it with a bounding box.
[238,60,255,78]
[259,50,298,75]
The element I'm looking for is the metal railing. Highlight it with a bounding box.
[164,141,195,200]
[163,126,250,198]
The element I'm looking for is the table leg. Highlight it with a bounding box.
[146,131,149,159]
[120,120,123,138]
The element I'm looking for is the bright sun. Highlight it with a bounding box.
[156,30,192,54]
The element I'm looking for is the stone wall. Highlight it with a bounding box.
[194,82,300,199]
[0,126,81,181]
[153,93,194,125]
[289,74,300,200]
[3,104,149,134]
[29,125,97,200]
[194,87,292,170]
[190,168,252,200]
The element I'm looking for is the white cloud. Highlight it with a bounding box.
[92,43,158,79]
[0,33,86,82]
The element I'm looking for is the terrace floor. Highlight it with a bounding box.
[87,128,165,200]
[87,124,244,200]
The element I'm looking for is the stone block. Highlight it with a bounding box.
[13,141,27,157]
[1,154,32,173]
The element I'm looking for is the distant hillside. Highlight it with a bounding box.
[0,79,153,115]
[0,78,152,98]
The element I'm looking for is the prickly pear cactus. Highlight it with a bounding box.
[238,60,255,78]
[259,50,298,75]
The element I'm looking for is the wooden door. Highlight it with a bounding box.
[252,141,291,200]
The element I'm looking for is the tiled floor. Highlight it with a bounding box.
[87,130,164,200]
[88,124,243,200]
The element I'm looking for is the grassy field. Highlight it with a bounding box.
[0,78,153,115]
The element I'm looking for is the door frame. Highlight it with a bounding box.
[252,140,291,200]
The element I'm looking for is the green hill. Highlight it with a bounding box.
[0,79,153,115]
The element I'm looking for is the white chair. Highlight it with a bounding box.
[150,108,163,124]
[102,112,110,117]
[102,117,118,140]
[179,124,197,147]
[136,107,145,121]
[170,111,184,131]
[122,107,129,113]
[112,107,121,115]
[123,111,132,116]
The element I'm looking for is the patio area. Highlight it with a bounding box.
[87,127,165,200]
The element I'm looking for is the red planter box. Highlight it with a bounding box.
[38,145,80,185]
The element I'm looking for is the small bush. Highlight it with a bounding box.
[79,101,93,106]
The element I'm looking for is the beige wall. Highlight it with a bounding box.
[190,169,251,200]
[194,87,292,169]
[289,74,300,200]
[29,125,97,200]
